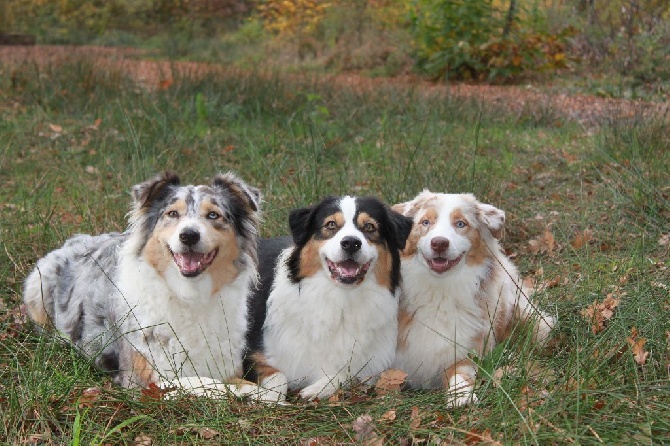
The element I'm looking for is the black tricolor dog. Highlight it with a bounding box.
[245,195,413,401]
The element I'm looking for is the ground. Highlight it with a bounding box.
[1,44,667,127]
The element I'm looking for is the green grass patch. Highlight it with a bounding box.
[1,56,668,444]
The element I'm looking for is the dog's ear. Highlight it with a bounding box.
[391,201,410,216]
[387,208,414,251]
[478,202,505,239]
[392,190,435,218]
[132,171,180,210]
[212,172,262,213]
[288,206,315,246]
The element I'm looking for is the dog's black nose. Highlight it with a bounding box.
[179,229,200,246]
[340,236,362,254]
[431,236,449,253]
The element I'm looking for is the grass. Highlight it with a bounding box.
[0,54,669,445]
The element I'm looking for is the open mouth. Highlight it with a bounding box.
[326,258,371,285]
[425,252,464,274]
[172,248,218,277]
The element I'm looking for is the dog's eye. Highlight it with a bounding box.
[421,219,431,227]
[206,211,220,220]
[455,220,467,228]
[363,222,376,233]
[166,210,179,219]
[325,221,337,230]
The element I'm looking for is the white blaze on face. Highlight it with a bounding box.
[164,188,220,277]
[320,196,377,285]
[416,195,473,273]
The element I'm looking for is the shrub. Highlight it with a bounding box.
[409,0,571,81]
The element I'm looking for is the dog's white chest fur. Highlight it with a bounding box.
[393,258,489,389]
[263,249,398,390]
[116,251,249,381]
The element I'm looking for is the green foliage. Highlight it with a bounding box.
[409,0,571,81]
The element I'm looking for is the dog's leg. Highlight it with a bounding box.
[444,359,478,408]
[299,373,344,401]
[160,376,234,399]
[245,371,288,403]
[517,284,555,344]
[243,352,289,402]
[118,351,159,388]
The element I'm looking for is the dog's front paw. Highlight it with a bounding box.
[234,372,288,404]
[160,376,236,400]
[299,377,338,401]
[445,373,478,408]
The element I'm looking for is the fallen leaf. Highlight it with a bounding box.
[627,327,649,366]
[581,294,621,334]
[528,227,557,255]
[659,233,670,247]
[464,428,501,445]
[77,386,102,408]
[375,368,407,395]
[196,427,219,440]
[409,406,421,429]
[49,123,63,133]
[85,165,99,175]
[352,414,381,444]
[134,434,153,446]
[327,389,343,403]
[378,409,396,422]
[140,382,168,401]
[571,229,593,249]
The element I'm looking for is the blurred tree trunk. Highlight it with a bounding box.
[579,0,595,25]
[625,0,639,38]
[502,0,517,38]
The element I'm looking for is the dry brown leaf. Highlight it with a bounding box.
[140,382,168,401]
[196,427,219,440]
[352,414,381,444]
[378,409,396,422]
[409,406,421,430]
[528,227,557,255]
[464,428,502,445]
[327,389,343,404]
[659,233,670,247]
[581,294,621,334]
[77,386,102,408]
[375,368,407,395]
[571,229,593,249]
[49,123,63,133]
[627,327,649,366]
[134,434,153,446]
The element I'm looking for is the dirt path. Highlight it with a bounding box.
[2,45,667,127]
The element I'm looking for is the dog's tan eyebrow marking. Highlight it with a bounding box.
[356,213,378,229]
[164,200,187,215]
[417,207,438,224]
[450,209,469,226]
[323,212,345,227]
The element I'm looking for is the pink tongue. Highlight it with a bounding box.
[174,252,205,274]
[337,259,360,277]
[430,257,450,273]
